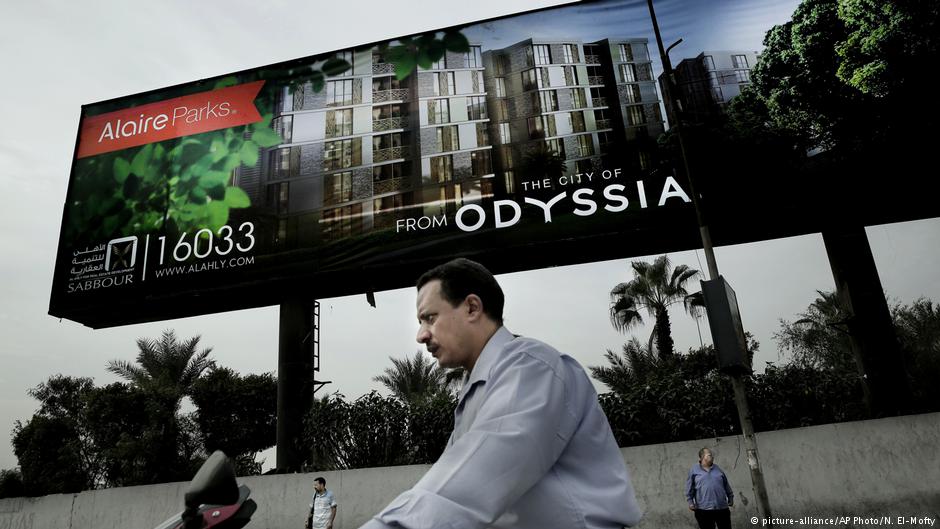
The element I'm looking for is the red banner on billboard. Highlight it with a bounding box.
[76,81,265,158]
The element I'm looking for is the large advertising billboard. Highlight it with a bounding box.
[50,0,936,328]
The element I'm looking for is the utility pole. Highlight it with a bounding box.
[646,0,773,520]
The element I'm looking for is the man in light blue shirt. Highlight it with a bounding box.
[360,258,641,529]
[685,447,733,529]
[308,477,337,529]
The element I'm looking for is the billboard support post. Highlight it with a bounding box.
[647,0,774,519]
[277,299,315,472]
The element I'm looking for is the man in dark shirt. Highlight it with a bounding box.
[685,447,734,529]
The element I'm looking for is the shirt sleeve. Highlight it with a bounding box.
[360,351,578,529]
[685,468,696,505]
[329,491,337,507]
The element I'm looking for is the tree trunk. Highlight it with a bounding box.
[655,307,675,358]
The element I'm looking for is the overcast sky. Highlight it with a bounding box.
[2,0,938,473]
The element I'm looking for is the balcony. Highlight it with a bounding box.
[373,63,395,74]
[596,118,611,129]
[374,176,410,195]
[592,96,608,107]
[373,88,410,103]
[373,117,405,132]
[373,145,408,163]
[588,76,605,86]
[586,55,601,64]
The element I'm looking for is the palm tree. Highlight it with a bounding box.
[107,330,215,411]
[609,255,703,358]
[373,351,464,405]
[589,338,660,394]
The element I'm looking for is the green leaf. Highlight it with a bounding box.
[395,54,418,81]
[385,45,410,63]
[322,57,351,77]
[130,144,153,176]
[426,39,446,63]
[310,71,325,94]
[239,141,259,166]
[191,186,207,203]
[198,171,229,189]
[443,31,469,53]
[214,76,238,89]
[207,184,226,201]
[252,127,283,148]
[224,186,251,208]
[123,174,141,198]
[207,201,229,228]
[113,158,130,184]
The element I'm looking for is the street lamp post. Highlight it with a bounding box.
[646,0,774,521]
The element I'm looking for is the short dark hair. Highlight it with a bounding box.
[417,258,505,324]
[698,447,711,460]
[314,477,326,486]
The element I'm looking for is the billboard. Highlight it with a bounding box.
[50,0,936,328]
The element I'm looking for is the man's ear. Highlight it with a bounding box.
[465,294,484,321]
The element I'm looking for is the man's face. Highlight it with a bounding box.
[416,280,474,370]
[700,449,714,467]
[314,481,325,493]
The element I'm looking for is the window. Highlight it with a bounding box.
[373,162,403,182]
[546,138,565,158]
[428,99,450,124]
[326,80,354,106]
[619,64,636,83]
[571,111,585,133]
[334,50,354,74]
[433,72,456,96]
[543,115,557,136]
[500,145,514,168]
[498,122,511,144]
[324,172,352,205]
[465,46,482,68]
[702,55,715,70]
[430,155,453,183]
[626,105,646,126]
[328,109,353,137]
[734,70,751,83]
[522,69,538,91]
[476,123,489,145]
[577,135,594,157]
[712,86,724,103]
[534,45,551,65]
[471,150,492,176]
[496,99,509,121]
[732,54,749,69]
[504,172,515,193]
[537,67,550,88]
[622,83,640,104]
[437,126,459,152]
[273,115,292,143]
[467,96,487,120]
[321,203,363,240]
[527,116,543,138]
[323,139,359,170]
[570,88,587,109]
[540,90,558,112]
[494,77,506,97]
[563,66,579,86]
[619,44,633,62]
[562,44,579,64]
[268,182,289,215]
[431,56,446,70]
[270,147,298,179]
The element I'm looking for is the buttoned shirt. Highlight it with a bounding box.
[685,464,733,510]
[310,489,337,529]
[360,326,641,529]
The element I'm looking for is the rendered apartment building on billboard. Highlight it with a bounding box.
[248,37,664,249]
[242,45,493,249]
[669,50,760,121]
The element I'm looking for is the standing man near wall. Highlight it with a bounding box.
[307,477,337,529]
[360,258,641,529]
[686,447,734,529]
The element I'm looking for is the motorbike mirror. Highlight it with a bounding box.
[184,451,239,509]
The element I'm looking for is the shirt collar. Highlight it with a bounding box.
[458,326,514,401]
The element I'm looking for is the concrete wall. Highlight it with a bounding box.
[2,413,939,529]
